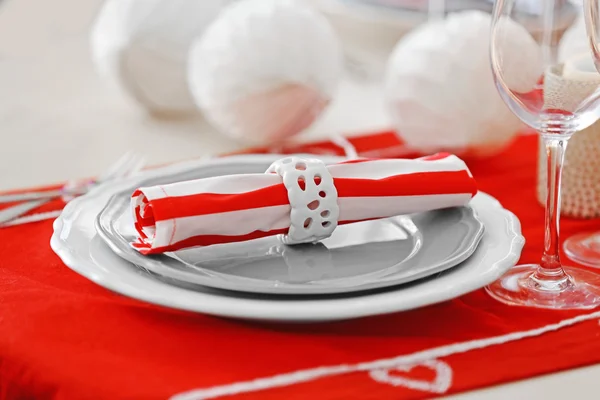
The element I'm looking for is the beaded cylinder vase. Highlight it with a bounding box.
[537,61,600,218]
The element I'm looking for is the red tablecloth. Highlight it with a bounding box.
[1,133,600,400]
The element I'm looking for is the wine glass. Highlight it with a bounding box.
[561,0,600,268]
[564,232,600,267]
[485,0,600,309]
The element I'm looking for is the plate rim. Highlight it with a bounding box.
[51,154,525,321]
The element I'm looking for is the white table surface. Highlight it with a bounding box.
[0,0,598,398]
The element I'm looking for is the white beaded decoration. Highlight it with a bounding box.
[537,58,600,218]
[266,157,339,244]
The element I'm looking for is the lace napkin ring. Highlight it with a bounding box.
[266,157,340,244]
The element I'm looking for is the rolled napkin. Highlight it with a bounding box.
[131,153,477,254]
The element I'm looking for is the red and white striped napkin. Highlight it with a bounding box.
[131,153,477,254]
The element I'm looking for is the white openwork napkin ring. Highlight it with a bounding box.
[266,157,340,244]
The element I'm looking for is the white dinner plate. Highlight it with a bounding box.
[95,158,484,295]
[51,155,524,322]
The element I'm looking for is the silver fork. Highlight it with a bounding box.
[0,151,142,203]
[0,152,145,225]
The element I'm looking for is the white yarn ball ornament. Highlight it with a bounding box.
[91,0,233,114]
[385,11,542,156]
[188,0,342,143]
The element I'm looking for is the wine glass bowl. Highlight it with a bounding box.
[485,0,600,309]
[492,17,600,133]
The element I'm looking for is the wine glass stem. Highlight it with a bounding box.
[533,134,572,289]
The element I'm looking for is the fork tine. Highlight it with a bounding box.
[96,151,135,182]
[0,152,145,226]
[125,156,146,177]
[0,189,64,204]
[0,199,49,224]
[0,210,63,227]
[102,154,145,182]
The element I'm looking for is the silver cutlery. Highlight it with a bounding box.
[0,152,145,226]
[0,210,63,227]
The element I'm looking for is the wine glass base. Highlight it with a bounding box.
[485,264,600,309]
[564,232,600,267]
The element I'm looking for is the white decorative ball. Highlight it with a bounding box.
[385,11,541,156]
[188,0,342,143]
[91,0,232,115]
[559,14,589,62]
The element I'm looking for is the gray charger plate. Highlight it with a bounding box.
[95,157,484,295]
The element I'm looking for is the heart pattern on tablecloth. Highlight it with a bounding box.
[368,359,453,394]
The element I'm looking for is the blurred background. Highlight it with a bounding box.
[0,0,584,190]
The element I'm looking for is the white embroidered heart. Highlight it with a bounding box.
[368,359,453,394]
